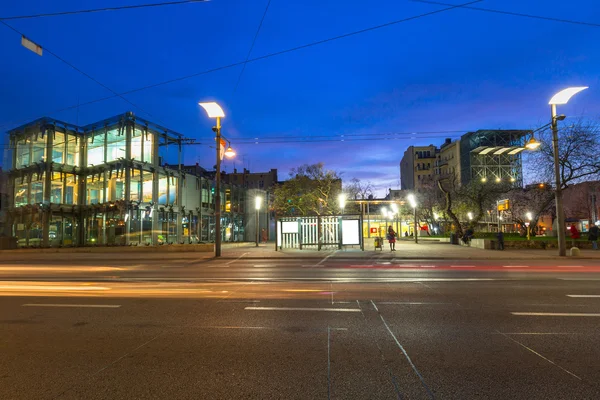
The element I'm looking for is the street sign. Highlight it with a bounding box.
[497,199,510,211]
[370,227,378,234]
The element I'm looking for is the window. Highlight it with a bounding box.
[142,174,153,203]
[51,172,63,203]
[16,138,31,167]
[105,129,126,163]
[14,181,28,206]
[52,132,65,164]
[157,176,168,205]
[66,135,80,167]
[87,134,105,166]
[131,129,142,161]
[65,175,78,205]
[30,174,44,204]
[32,134,46,164]
[86,174,104,204]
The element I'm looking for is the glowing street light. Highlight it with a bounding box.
[338,193,346,215]
[407,194,418,243]
[468,212,473,221]
[255,196,262,247]
[199,101,235,257]
[549,87,588,256]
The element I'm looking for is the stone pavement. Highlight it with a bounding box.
[1,240,599,261]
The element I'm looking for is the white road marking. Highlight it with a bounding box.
[451,265,475,268]
[493,332,579,335]
[0,285,110,291]
[496,330,581,380]
[225,252,249,265]
[253,264,275,268]
[420,265,436,268]
[316,252,336,266]
[22,303,121,308]
[503,265,529,268]
[512,312,600,317]
[567,295,600,298]
[377,302,453,305]
[245,306,361,312]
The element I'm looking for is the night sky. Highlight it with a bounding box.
[1,0,599,196]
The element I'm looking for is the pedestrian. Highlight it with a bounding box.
[387,226,396,251]
[497,230,504,251]
[570,223,580,247]
[261,228,267,243]
[588,223,599,250]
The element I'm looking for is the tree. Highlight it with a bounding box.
[345,178,374,200]
[273,163,342,216]
[530,118,600,189]
[504,185,555,235]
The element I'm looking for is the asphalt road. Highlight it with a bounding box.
[1,255,600,399]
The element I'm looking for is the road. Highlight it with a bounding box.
[1,253,600,399]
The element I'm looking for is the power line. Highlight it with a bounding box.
[0,0,483,129]
[410,0,600,28]
[0,20,158,122]
[0,0,208,21]
[232,0,272,93]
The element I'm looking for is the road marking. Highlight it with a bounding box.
[567,295,600,298]
[253,264,275,268]
[420,265,436,268]
[22,303,121,308]
[451,265,475,268]
[503,265,529,268]
[245,307,361,312]
[301,264,322,268]
[0,285,110,291]
[493,332,579,335]
[377,302,453,305]
[512,312,600,317]
[317,252,336,266]
[225,252,249,265]
[161,265,185,268]
[558,265,583,268]
[496,330,581,380]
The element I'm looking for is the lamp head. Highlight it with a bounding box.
[224,146,236,158]
[525,137,541,150]
[549,87,588,105]
[199,102,225,118]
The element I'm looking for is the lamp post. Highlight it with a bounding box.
[199,102,235,257]
[549,87,588,256]
[407,194,418,244]
[526,211,532,240]
[391,203,399,235]
[255,196,261,247]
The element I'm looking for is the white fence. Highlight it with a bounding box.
[276,216,362,251]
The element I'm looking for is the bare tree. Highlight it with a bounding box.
[531,118,600,189]
[345,178,374,200]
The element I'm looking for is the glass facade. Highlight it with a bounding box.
[6,114,249,247]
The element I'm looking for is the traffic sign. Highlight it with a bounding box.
[497,199,510,211]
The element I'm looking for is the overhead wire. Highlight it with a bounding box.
[0,0,484,130]
[410,0,600,28]
[0,20,159,123]
[232,0,272,93]
[0,0,208,21]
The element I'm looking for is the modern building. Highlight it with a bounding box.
[400,145,438,190]
[223,168,278,190]
[4,112,262,247]
[459,130,530,186]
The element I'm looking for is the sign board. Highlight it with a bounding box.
[281,221,298,234]
[497,199,510,211]
[370,227,378,234]
[342,220,360,245]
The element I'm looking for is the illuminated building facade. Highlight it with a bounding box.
[4,112,253,247]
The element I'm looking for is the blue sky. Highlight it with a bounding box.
[1,0,599,195]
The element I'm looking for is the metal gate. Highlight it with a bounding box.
[276,216,362,251]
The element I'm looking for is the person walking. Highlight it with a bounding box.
[387,226,396,251]
[261,228,267,243]
[570,223,580,247]
[589,223,599,250]
[497,230,504,251]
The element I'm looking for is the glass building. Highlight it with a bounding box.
[4,112,253,247]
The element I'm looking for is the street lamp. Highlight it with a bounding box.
[407,194,418,244]
[338,194,346,215]
[549,86,588,256]
[199,101,234,257]
[255,196,262,247]
[391,203,399,234]
[526,212,533,240]
[468,212,473,221]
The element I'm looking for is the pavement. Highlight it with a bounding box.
[3,240,600,261]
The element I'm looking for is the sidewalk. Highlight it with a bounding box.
[1,241,599,261]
